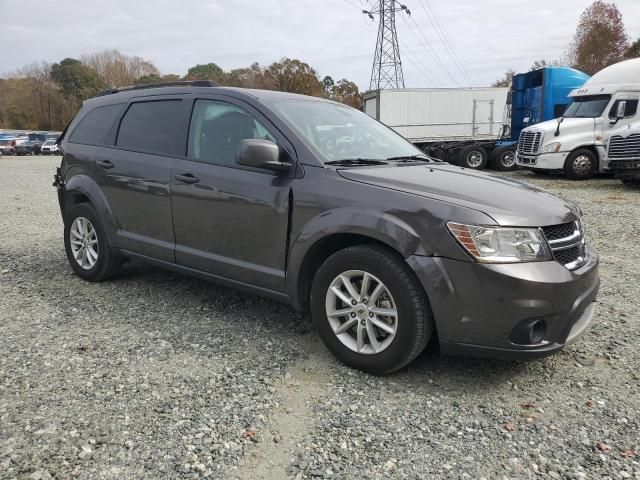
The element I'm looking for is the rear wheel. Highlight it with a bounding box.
[459,145,488,170]
[564,149,596,180]
[311,245,433,374]
[64,203,121,282]
[493,146,518,171]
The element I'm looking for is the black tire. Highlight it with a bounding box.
[63,202,121,282]
[310,245,433,374]
[493,146,518,171]
[459,145,488,170]
[564,149,596,180]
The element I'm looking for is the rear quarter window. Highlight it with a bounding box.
[69,104,125,146]
[116,100,184,156]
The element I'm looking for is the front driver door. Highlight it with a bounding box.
[170,97,295,292]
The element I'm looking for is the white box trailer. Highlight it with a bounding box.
[363,87,514,170]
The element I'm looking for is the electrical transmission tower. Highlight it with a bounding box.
[363,1,411,90]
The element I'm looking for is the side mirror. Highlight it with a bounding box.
[615,100,627,119]
[235,139,291,172]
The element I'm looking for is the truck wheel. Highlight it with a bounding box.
[459,145,488,170]
[64,203,121,282]
[493,146,518,171]
[564,149,596,180]
[310,245,433,375]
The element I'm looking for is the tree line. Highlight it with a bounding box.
[491,1,640,87]
[0,50,362,131]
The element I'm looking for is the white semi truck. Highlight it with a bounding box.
[516,58,640,185]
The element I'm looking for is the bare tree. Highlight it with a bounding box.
[626,37,640,59]
[567,1,629,75]
[81,49,159,87]
[491,68,516,87]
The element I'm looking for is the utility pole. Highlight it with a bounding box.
[363,1,410,91]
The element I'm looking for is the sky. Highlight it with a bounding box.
[1,0,639,90]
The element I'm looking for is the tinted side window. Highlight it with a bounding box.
[117,100,184,155]
[609,99,639,118]
[188,99,276,165]
[69,104,124,145]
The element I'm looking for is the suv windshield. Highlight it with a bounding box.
[563,95,611,118]
[268,99,426,164]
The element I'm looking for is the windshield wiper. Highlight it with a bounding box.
[386,154,434,163]
[325,158,388,166]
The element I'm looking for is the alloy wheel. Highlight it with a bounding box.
[69,217,99,270]
[324,270,398,354]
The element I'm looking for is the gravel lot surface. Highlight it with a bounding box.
[0,156,638,480]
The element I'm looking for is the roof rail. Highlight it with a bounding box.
[96,80,219,97]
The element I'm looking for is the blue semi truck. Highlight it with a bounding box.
[363,66,590,170]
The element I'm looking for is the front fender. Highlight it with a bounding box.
[285,207,427,309]
[63,174,119,244]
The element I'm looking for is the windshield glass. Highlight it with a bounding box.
[268,99,425,164]
[564,95,611,118]
[43,139,56,145]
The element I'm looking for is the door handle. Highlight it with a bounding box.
[174,173,199,184]
[96,160,114,169]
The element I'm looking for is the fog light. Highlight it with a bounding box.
[528,320,545,344]
[510,319,547,345]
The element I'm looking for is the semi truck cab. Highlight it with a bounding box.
[517,58,640,181]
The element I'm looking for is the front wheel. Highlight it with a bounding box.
[564,149,596,180]
[311,245,433,374]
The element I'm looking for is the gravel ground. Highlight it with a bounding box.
[0,156,638,480]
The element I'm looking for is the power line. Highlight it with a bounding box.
[342,0,366,11]
[417,0,474,85]
[398,37,444,86]
[402,14,460,86]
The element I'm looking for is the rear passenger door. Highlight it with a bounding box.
[94,96,189,261]
[170,96,295,291]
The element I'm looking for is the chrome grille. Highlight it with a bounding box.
[517,131,542,154]
[608,134,640,159]
[541,221,586,270]
[542,222,576,241]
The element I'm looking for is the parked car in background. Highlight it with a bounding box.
[15,140,41,155]
[0,139,16,155]
[40,139,60,155]
[54,82,600,374]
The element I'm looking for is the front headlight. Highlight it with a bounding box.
[447,223,552,263]
[541,142,561,153]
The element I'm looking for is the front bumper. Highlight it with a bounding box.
[516,151,568,170]
[407,246,599,360]
[611,159,640,180]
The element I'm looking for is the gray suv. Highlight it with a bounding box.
[54,81,600,374]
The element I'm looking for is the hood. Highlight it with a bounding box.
[338,163,580,227]
[524,117,595,137]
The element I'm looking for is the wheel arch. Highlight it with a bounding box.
[62,174,119,243]
[567,144,600,165]
[286,210,428,312]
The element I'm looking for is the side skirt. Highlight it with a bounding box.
[119,249,292,306]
